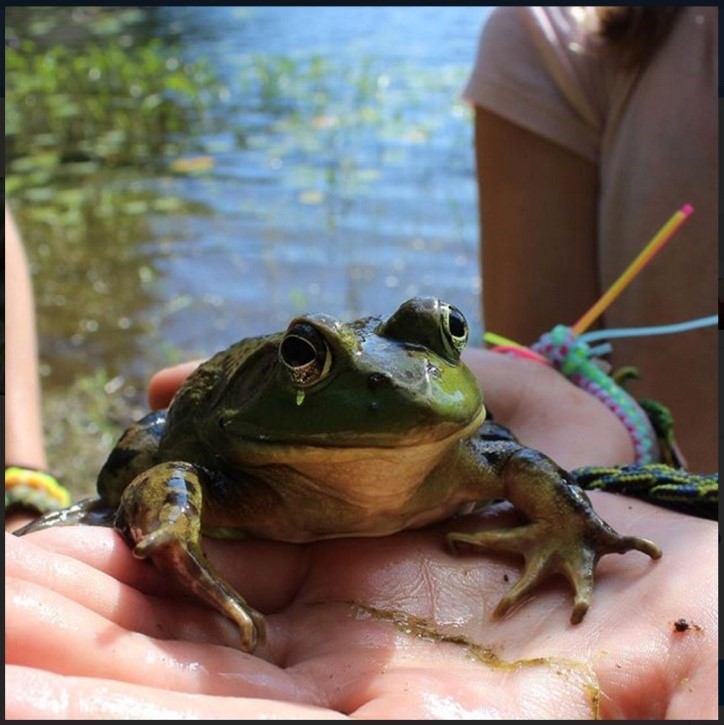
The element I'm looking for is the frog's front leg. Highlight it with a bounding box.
[116,460,265,652]
[447,437,662,624]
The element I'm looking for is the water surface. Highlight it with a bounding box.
[6,6,492,491]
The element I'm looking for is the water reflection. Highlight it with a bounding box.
[6,6,490,492]
[148,7,489,344]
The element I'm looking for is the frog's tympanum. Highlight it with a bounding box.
[17,298,661,652]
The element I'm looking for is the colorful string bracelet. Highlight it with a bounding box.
[531,325,658,464]
[5,465,72,515]
[485,205,704,466]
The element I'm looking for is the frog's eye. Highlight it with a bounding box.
[279,323,332,387]
[440,303,468,358]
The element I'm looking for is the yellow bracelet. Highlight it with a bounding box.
[5,465,72,514]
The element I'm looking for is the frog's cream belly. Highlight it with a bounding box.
[206,485,472,543]
[203,406,486,542]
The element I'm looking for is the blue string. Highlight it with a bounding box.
[580,315,717,344]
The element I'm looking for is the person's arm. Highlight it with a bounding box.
[5,206,47,471]
[5,207,51,530]
[474,107,600,344]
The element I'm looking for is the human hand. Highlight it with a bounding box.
[7,351,715,719]
[5,511,37,533]
[6,496,716,719]
[461,348,636,468]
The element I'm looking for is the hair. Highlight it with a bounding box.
[595,7,682,69]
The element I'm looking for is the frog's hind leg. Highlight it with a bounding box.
[116,460,265,653]
[13,497,117,536]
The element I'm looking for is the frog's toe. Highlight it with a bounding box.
[559,558,594,624]
[13,497,117,535]
[490,550,554,618]
[131,526,265,652]
[570,597,590,625]
[602,534,662,560]
[448,526,562,617]
[489,541,596,623]
[131,526,178,556]
[447,519,661,624]
[447,524,541,556]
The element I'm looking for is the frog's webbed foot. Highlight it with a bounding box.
[117,461,265,652]
[447,448,662,624]
[13,497,117,536]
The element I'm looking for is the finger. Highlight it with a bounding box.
[6,537,243,651]
[147,360,203,409]
[5,577,306,699]
[11,522,309,613]
[29,581,588,720]
[7,530,310,646]
[5,665,347,720]
[7,530,174,598]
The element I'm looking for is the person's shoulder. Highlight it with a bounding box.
[477,7,531,59]
[480,6,523,38]
[475,6,609,85]
[481,6,591,51]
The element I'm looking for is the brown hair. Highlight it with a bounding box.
[596,7,682,69]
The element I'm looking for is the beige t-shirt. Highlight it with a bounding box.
[465,7,717,470]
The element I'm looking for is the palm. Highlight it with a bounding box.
[6,494,716,719]
[7,352,716,718]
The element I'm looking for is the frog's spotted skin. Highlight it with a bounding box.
[16,297,661,652]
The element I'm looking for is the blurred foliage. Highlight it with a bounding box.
[42,367,150,498]
[5,7,228,494]
[6,34,226,192]
[5,6,226,358]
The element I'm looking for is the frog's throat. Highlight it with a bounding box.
[232,403,487,467]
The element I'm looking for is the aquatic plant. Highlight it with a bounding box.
[6,38,226,183]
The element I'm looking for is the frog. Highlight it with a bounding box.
[16,297,661,652]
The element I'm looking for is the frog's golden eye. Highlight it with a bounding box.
[440,303,468,359]
[279,323,332,387]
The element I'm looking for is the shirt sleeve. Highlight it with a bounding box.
[464,7,604,163]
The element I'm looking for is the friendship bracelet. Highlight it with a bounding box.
[482,207,718,518]
[531,325,659,464]
[572,463,718,521]
[487,325,660,464]
[5,465,72,515]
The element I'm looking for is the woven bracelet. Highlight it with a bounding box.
[530,325,659,464]
[5,465,72,515]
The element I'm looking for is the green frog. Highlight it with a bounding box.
[16,297,661,652]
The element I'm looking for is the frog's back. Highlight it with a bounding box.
[97,332,280,505]
[162,332,281,441]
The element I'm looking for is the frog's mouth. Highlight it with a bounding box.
[226,402,487,465]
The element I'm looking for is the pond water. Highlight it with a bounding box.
[6,6,493,492]
[146,6,491,344]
